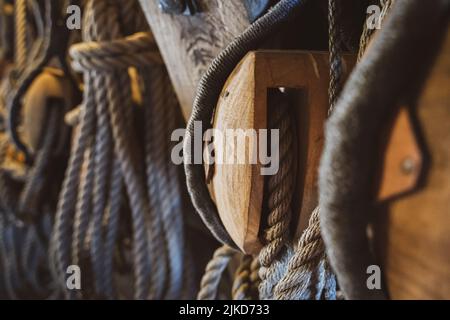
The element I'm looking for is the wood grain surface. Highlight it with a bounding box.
[375,26,450,299]
[139,0,249,120]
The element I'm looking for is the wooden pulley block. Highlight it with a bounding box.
[207,50,426,256]
[207,50,356,254]
[22,67,74,154]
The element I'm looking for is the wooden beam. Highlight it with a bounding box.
[139,0,250,120]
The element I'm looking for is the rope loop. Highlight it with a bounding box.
[70,32,163,72]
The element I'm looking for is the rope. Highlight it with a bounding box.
[14,0,27,69]
[273,208,336,300]
[0,2,66,296]
[51,0,195,300]
[328,0,343,112]
[198,245,236,300]
[258,91,296,299]
[232,255,260,300]
[191,0,340,300]
[257,0,347,300]
[0,105,63,299]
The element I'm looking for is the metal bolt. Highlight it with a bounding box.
[401,157,416,175]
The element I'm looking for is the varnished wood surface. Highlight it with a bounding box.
[375,26,450,299]
[139,0,249,120]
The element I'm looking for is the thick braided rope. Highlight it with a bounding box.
[108,71,159,300]
[258,93,296,299]
[198,245,237,300]
[52,0,151,298]
[250,257,261,296]
[102,159,123,298]
[52,0,191,299]
[71,138,94,268]
[126,1,194,297]
[272,207,336,299]
[50,62,96,299]
[89,0,156,299]
[14,0,27,69]
[84,5,121,295]
[141,66,195,299]
[256,0,350,300]
[232,255,261,300]
[50,0,103,297]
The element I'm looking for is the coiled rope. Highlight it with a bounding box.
[50,0,195,300]
[0,0,66,299]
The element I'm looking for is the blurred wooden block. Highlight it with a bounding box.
[375,26,450,299]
